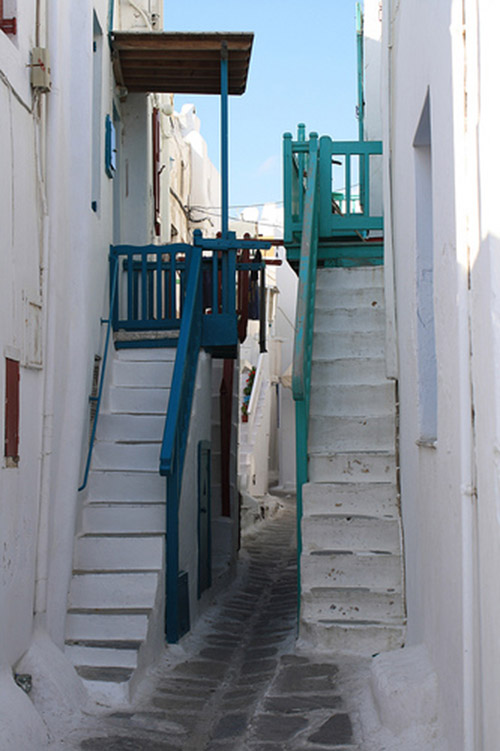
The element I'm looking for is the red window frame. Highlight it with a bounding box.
[5,358,19,460]
[152,107,161,236]
[0,0,17,35]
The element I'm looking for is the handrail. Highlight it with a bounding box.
[160,246,203,476]
[292,132,319,404]
[78,255,119,492]
[291,132,320,601]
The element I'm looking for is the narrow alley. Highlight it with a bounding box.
[57,495,359,751]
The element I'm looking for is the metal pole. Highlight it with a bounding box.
[220,42,229,238]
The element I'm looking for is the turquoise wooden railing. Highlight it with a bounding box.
[159,244,204,643]
[284,126,383,267]
[288,132,320,601]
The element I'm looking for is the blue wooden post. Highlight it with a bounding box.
[220,42,229,239]
[283,133,293,246]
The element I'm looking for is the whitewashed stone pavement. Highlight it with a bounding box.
[60,495,360,750]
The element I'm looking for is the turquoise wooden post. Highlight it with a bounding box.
[220,42,229,239]
[283,133,293,246]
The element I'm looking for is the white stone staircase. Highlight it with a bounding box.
[66,348,174,703]
[300,266,405,655]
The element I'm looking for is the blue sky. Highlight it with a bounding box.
[164,1,360,211]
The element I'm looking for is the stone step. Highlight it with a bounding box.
[96,413,165,443]
[76,667,133,704]
[301,550,403,591]
[66,611,150,642]
[311,358,388,386]
[68,572,159,610]
[299,619,405,656]
[114,348,177,362]
[302,482,398,518]
[108,386,170,414]
[308,452,397,484]
[315,266,384,291]
[315,285,384,311]
[312,330,385,359]
[302,515,401,555]
[74,534,164,571]
[314,306,385,333]
[301,587,405,623]
[88,470,165,502]
[65,643,139,669]
[309,383,395,418]
[309,415,395,453]
[92,441,161,472]
[82,503,165,534]
[112,358,174,388]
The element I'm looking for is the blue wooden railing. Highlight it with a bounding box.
[158,244,204,643]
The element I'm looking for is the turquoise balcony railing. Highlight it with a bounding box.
[283,126,383,267]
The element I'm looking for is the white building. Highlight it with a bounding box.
[0,1,252,745]
[362,0,500,747]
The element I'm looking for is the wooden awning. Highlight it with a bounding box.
[110,32,254,95]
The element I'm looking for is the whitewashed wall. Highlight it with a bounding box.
[376,0,500,747]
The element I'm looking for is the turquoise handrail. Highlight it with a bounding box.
[78,255,119,492]
[291,132,320,608]
[159,245,203,643]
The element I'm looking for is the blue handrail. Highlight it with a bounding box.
[159,245,204,644]
[78,256,119,492]
[291,132,320,608]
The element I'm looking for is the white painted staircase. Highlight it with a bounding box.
[66,348,174,702]
[300,266,405,655]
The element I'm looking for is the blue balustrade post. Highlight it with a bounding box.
[220,42,229,239]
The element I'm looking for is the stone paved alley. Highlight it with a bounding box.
[55,495,361,750]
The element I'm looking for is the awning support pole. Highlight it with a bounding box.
[221,42,229,238]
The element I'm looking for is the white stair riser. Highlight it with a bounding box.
[97,414,165,443]
[109,386,170,414]
[302,482,398,518]
[66,613,149,642]
[65,645,138,669]
[302,516,401,554]
[88,470,165,502]
[310,383,395,417]
[314,307,385,332]
[301,552,403,590]
[311,358,388,386]
[315,286,384,310]
[69,572,159,610]
[315,266,384,290]
[299,620,405,656]
[115,348,177,362]
[93,442,161,472]
[309,452,397,483]
[112,359,174,388]
[74,535,164,571]
[82,504,165,534]
[312,331,385,359]
[302,589,404,623]
[309,415,395,452]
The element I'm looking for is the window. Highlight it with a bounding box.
[152,107,161,236]
[4,358,19,462]
[414,91,437,444]
[0,0,16,35]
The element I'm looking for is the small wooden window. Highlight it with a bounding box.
[0,0,17,35]
[5,358,20,461]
